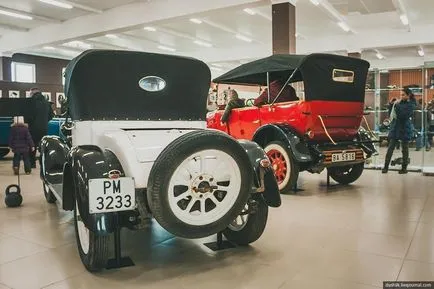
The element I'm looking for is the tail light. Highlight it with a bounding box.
[306,129,315,139]
[260,158,271,168]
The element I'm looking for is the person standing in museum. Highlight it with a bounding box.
[8,116,35,175]
[221,89,245,123]
[27,88,54,168]
[382,88,416,174]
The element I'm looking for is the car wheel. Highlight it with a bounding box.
[74,200,110,272]
[42,182,57,204]
[223,195,268,246]
[147,130,253,239]
[264,141,299,194]
[327,163,364,185]
[0,148,10,159]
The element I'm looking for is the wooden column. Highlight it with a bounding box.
[272,2,296,54]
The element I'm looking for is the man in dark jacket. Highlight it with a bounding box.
[27,88,54,168]
[221,89,245,123]
[382,88,416,174]
[254,78,298,106]
[8,116,35,174]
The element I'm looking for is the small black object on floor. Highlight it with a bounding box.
[203,231,236,251]
[106,213,135,269]
[5,167,23,208]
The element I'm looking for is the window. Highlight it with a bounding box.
[11,62,36,83]
[332,69,354,83]
[62,67,66,86]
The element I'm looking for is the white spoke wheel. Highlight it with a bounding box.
[264,141,299,194]
[147,130,254,239]
[223,195,268,246]
[74,198,110,272]
[42,182,57,203]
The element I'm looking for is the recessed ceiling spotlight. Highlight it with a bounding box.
[243,8,256,15]
[63,40,93,50]
[158,45,176,52]
[43,46,56,50]
[190,18,202,24]
[400,14,409,26]
[143,26,156,31]
[235,34,252,42]
[193,40,212,47]
[105,34,118,39]
[309,0,320,6]
[0,9,33,20]
[39,0,73,9]
[337,21,350,32]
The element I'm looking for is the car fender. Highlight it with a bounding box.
[237,140,281,208]
[252,124,313,163]
[39,136,69,184]
[66,145,126,235]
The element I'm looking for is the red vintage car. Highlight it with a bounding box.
[207,53,377,193]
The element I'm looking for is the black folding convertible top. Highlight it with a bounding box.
[214,53,370,102]
[64,50,211,121]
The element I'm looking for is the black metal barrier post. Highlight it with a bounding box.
[203,231,236,251]
[106,212,135,269]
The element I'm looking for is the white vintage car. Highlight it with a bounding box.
[39,50,281,272]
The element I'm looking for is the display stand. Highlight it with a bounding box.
[203,231,236,251]
[106,213,135,269]
[289,178,304,194]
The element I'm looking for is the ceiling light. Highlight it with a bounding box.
[210,66,223,71]
[158,45,176,52]
[418,47,424,57]
[143,26,156,31]
[38,0,73,9]
[235,34,252,42]
[310,0,320,6]
[0,9,33,20]
[190,18,202,24]
[105,34,118,39]
[400,14,409,26]
[337,21,350,32]
[63,40,93,50]
[43,46,55,50]
[211,63,223,67]
[193,40,212,47]
[243,8,256,15]
[376,52,384,59]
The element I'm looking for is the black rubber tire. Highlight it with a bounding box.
[328,163,364,185]
[0,148,10,159]
[264,141,300,194]
[147,130,254,239]
[223,195,268,246]
[42,182,57,204]
[74,201,110,272]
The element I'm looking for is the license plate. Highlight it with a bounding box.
[88,177,135,214]
[331,152,356,163]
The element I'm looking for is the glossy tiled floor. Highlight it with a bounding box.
[0,155,434,289]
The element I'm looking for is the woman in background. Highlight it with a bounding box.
[382,88,416,174]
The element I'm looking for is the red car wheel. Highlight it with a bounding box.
[264,141,299,194]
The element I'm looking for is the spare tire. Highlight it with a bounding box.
[147,130,254,239]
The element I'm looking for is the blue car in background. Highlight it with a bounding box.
[0,116,65,159]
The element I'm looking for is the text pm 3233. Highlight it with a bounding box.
[88,177,136,214]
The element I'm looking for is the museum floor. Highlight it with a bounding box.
[0,155,434,289]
